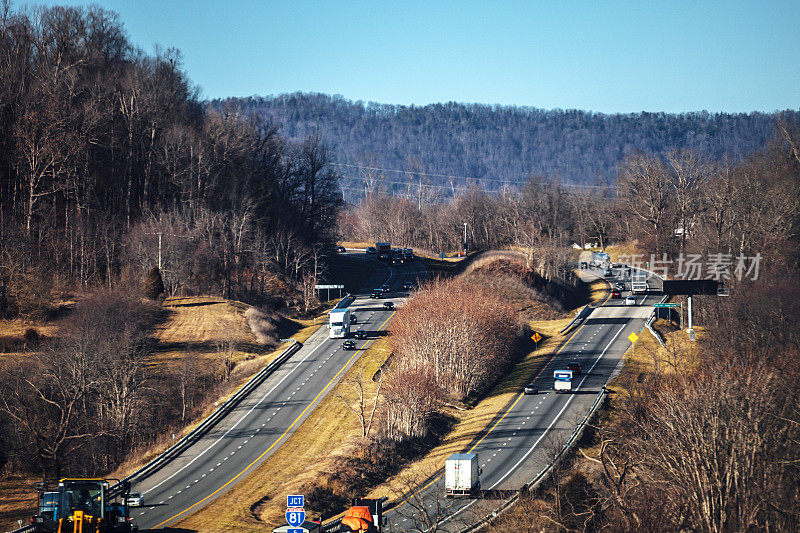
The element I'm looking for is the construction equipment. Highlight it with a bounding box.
[323,498,386,533]
[29,478,137,533]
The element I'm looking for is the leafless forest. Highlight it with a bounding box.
[385,277,520,440]
[0,3,798,528]
[0,3,342,321]
[0,3,342,481]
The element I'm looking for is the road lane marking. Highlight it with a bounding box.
[386,322,591,512]
[489,324,626,490]
[141,336,328,496]
[152,310,398,529]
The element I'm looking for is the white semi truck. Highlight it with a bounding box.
[554,370,574,393]
[329,308,351,338]
[445,453,481,497]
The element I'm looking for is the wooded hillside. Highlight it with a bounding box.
[0,4,341,318]
[216,92,796,195]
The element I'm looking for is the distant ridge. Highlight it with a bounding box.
[212,92,796,191]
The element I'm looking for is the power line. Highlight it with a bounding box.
[331,162,615,189]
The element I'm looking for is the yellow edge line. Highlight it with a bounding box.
[154,310,397,528]
[388,316,590,510]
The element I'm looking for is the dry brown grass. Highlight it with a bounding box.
[177,270,581,530]
[607,321,702,396]
[150,296,258,364]
[108,297,325,481]
[604,241,646,263]
[0,319,59,338]
[176,334,393,532]
[361,315,573,507]
[338,241,373,249]
[0,476,38,532]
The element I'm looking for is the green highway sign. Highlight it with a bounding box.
[654,303,679,308]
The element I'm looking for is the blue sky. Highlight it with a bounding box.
[24,0,800,113]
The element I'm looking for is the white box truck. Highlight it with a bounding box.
[631,271,648,294]
[329,308,351,338]
[554,370,573,393]
[445,453,480,497]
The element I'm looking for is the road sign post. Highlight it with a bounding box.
[531,331,542,350]
[628,331,639,358]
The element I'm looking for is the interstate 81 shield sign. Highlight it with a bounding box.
[286,507,305,527]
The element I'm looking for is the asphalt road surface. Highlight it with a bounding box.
[384,268,659,532]
[133,253,426,530]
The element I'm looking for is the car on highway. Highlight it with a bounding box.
[336,245,346,253]
[611,262,623,268]
[523,383,538,395]
[615,282,626,291]
[354,330,367,340]
[604,268,613,277]
[127,491,143,507]
[379,284,391,293]
[366,246,376,255]
[342,339,356,350]
[350,314,358,324]
[625,295,637,306]
[402,282,413,290]
[610,289,621,299]
[370,289,383,299]
[567,362,582,375]
[383,301,394,310]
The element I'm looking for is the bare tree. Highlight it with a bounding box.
[337,364,384,439]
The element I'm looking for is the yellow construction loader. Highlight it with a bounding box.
[30,478,137,533]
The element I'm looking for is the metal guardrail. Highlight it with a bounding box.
[10,339,298,533]
[460,388,608,533]
[645,294,669,347]
[460,266,667,532]
[109,338,301,491]
[320,517,343,532]
[7,524,35,533]
[559,304,591,335]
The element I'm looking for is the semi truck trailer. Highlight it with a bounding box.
[445,452,481,497]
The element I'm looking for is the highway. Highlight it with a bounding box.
[132,252,426,530]
[384,268,660,532]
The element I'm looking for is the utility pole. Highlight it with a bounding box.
[463,222,468,255]
[144,231,164,270]
[145,231,190,272]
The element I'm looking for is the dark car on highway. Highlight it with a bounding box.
[379,284,391,293]
[370,289,383,299]
[383,301,394,310]
[366,246,376,255]
[402,282,413,290]
[567,362,582,374]
[342,339,356,350]
[611,290,621,299]
[350,314,358,324]
[336,245,346,253]
[354,330,367,339]
[523,383,538,395]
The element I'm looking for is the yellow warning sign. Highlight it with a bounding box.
[628,332,639,343]
[531,332,542,343]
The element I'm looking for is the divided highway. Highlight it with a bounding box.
[384,269,660,532]
[133,253,426,530]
